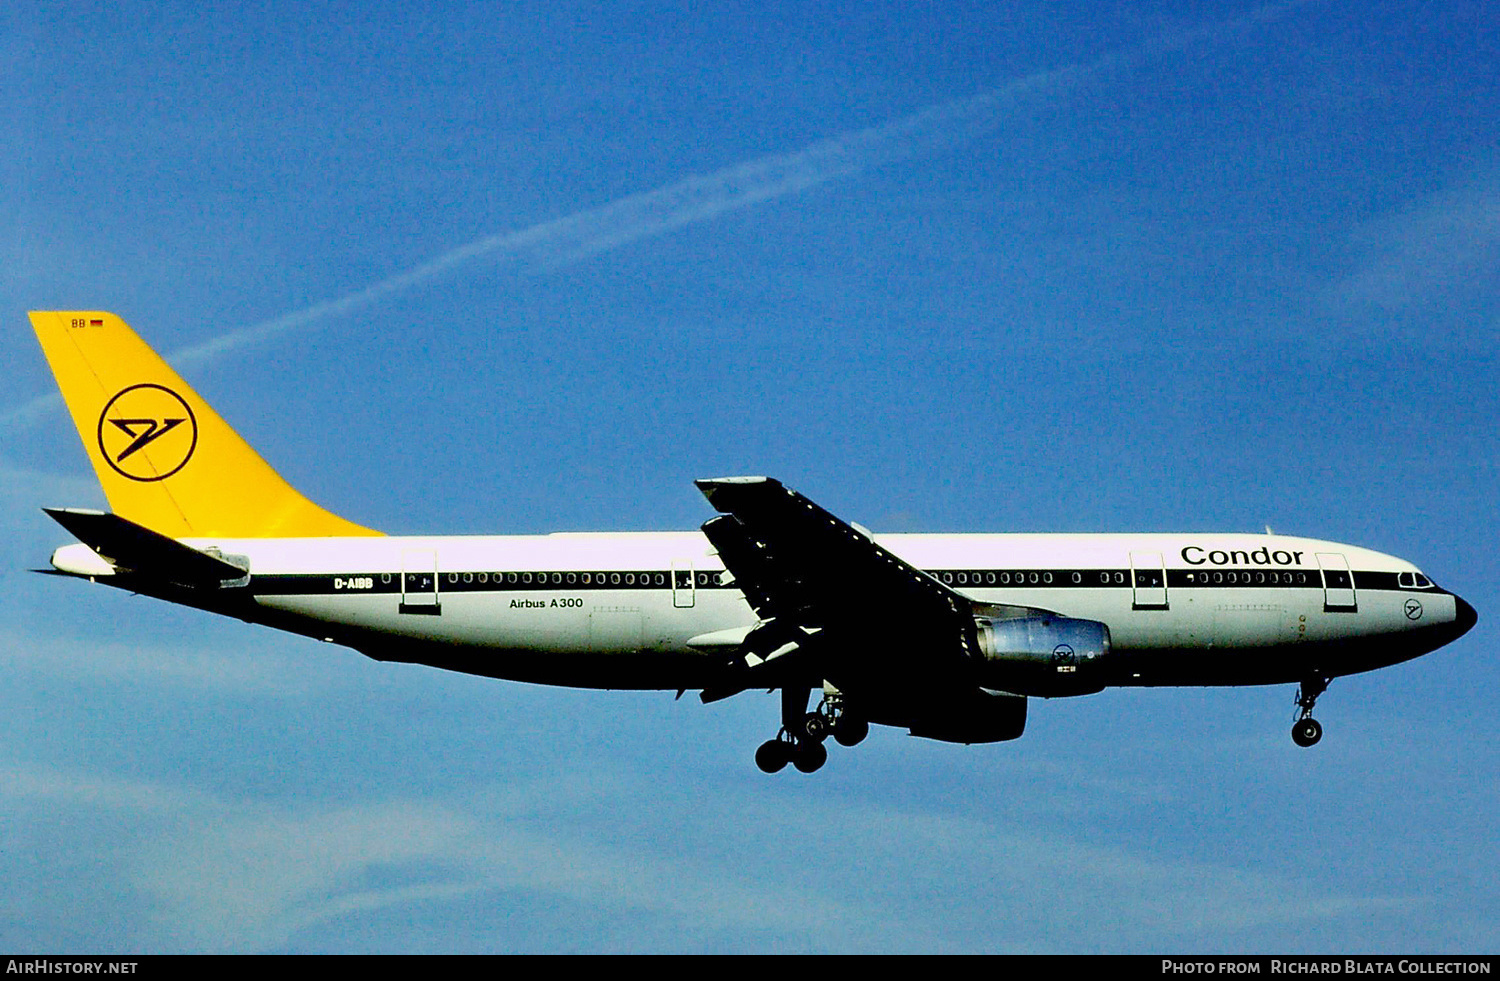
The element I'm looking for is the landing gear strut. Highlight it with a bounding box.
[754,687,866,773]
[1292,675,1331,747]
[755,685,826,773]
[823,693,868,747]
[754,731,828,773]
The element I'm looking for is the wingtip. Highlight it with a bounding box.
[694,475,781,506]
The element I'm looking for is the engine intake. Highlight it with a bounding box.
[974,615,1113,696]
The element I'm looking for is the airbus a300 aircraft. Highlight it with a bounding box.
[29,312,1476,772]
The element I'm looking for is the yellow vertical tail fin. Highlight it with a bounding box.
[29,311,381,539]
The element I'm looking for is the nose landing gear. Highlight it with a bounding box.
[1292,716,1323,747]
[1291,675,1331,747]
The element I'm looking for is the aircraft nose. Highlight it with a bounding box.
[1454,595,1478,638]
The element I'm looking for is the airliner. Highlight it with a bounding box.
[29,312,1477,773]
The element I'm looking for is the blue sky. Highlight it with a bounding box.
[2,0,1496,953]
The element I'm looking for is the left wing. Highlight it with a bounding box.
[695,476,995,709]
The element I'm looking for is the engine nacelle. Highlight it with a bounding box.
[973,615,1113,696]
[907,687,1027,744]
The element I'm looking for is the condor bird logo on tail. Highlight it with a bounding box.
[96,383,198,482]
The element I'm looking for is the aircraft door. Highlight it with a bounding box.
[1316,552,1357,613]
[672,560,696,608]
[400,548,442,615]
[1130,551,1169,610]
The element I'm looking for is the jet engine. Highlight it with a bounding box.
[906,687,1028,744]
[973,615,1113,696]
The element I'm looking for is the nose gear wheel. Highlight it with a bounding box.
[1291,675,1331,747]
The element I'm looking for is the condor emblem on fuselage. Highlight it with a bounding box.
[96,384,198,481]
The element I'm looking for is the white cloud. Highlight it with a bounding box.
[0,761,209,815]
[1,758,1416,953]
[1337,173,1500,312]
[0,624,333,694]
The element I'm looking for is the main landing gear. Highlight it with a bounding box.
[755,731,827,774]
[755,687,868,774]
[1292,675,1331,748]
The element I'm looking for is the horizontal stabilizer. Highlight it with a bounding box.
[44,507,249,587]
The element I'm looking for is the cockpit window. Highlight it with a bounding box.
[1398,572,1434,589]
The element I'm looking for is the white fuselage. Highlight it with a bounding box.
[141,530,1466,692]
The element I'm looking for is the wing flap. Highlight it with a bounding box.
[695,477,982,696]
[696,476,968,622]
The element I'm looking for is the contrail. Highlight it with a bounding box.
[155,61,1092,372]
[3,3,1304,434]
